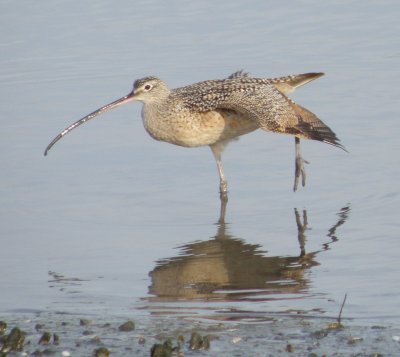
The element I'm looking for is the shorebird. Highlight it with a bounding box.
[44,71,345,196]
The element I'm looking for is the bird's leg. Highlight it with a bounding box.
[218,192,228,225]
[294,208,308,257]
[210,143,228,200]
[294,137,309,191]
[216,158,228,194]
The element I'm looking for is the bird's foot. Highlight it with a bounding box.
[293,155,309,192]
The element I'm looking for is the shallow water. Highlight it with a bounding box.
[1,0,400,349]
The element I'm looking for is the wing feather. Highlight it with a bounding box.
[173,75,345,150]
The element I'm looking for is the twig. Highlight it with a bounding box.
[337,293,347,325]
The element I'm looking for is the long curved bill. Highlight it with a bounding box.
[44,91,135,156]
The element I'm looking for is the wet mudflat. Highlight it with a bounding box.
[2,312,399,356]
[1,0,400,356]
[1,200,399,355]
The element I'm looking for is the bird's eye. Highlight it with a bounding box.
[144,84,152,91]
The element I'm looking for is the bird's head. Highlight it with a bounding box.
[131,76,170,103]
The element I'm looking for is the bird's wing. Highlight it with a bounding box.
[177,78,344,149]
[227,71,324,94]
[226,87,345,150]
[270,72,324,94]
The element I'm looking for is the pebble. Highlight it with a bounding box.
[231,336,242,344]
[93,347,110,357]
[118,320,135,332]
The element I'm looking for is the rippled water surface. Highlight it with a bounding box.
[1,0,399,343]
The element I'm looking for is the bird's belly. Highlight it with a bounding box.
[143,109,258,148]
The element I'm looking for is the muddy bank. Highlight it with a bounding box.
[1,312,399,356]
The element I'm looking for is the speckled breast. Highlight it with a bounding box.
[142,105,258,148]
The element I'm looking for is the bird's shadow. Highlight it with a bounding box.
[146,198,351,304]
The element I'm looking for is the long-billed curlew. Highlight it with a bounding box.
[44,71,345,196]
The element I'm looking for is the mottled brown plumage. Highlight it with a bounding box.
[44,71,345,196]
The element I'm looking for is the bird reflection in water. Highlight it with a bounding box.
[148,202,350,302]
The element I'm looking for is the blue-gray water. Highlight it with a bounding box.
[1,0,399,331]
